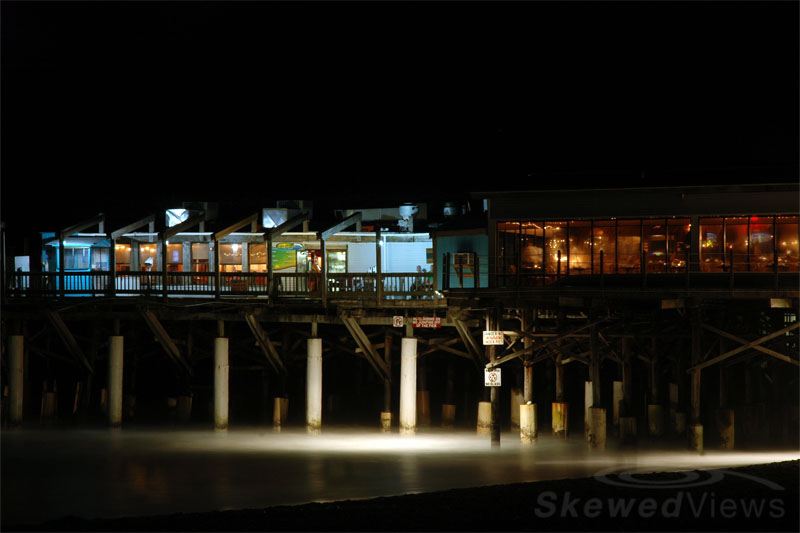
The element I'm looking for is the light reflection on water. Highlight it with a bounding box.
[2,427,797,526]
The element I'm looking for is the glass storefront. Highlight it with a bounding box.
[617,219,641,272]
[776,216,799,271]
[139,243,157,270]
[191,243,209,274]
[64,247,90,270]
[568,221,591,274]
[219,243,243,273]
[167,243,183,272]
[544,221,567,275]
[327,250,346,273]
[593,220,615,274]
[667,219,690,271]
[115,244,131,271]
[249,243,267,273]
[497,215,798,284]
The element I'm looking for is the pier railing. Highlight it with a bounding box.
[4,271,440,300]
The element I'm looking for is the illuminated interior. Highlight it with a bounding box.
[498,216,798,284]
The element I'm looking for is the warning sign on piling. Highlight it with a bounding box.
[412,316,441,328]
[392,316,404,328]
[482,331,504,345]
[485,368,501,387]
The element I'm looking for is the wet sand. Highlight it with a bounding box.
[3,427,798,532]
[13,460,798,532]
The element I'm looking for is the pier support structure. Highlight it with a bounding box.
[214,335,229,431]
[399,337,417,435]
[8,335,24,427]
[306,337,322,434]
[108,334,124,428]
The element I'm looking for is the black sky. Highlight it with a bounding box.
[1,1,798,237]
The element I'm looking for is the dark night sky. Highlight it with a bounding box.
[1,1,798,241]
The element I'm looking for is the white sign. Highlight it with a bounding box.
[392,316,405,328]
[485,368,501,387]
[482,331,504,345]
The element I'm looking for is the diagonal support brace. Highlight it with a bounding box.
[45,311,94,375]
[243,313,286,376]
[141,311,192,376]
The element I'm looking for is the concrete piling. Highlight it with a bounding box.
[690,424,703,452]
[716,408,734,449]
[648,404,664,437]
[584,381,593,438]
[612,380,623,436]
[619,416,637,445]
[416,390,431,428]
[477,401,491,434]
[273,397,289,430]
[552,402,568,438]
[213,337,229,430]
[674,412,687,436]
[669,382,679,435]
[108,335,124,428]
[441,404,456,428]
[306,338,322,434]
[8,335,24,427]
[520,403,537,443]
[380,411,392,432]
[177,395,192,423]
[41,381,57,422]
[588,407,606,449]
[399,338,417,435]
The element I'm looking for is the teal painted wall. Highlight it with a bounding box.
[436,234,489,289]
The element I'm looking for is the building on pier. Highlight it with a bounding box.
[1,184,797,453]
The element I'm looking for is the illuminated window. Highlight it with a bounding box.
[593,220,615,274]
[642,219,666,273]
[114,244,131,271]
[776,216,799,272]
[699,218,723,272]
[249,243,267,273]
[497,222,521,286]
[749,216,774,272]
[520,222,543,285]
[91,248,109,271]
[617,220,641,273]
[725,217,748,272]
[568,221,591,274]
[167,243,183,272]
[544,222,567,275]
[139,243,157,270]
[666,219,690,271]
[191,243,209,273]
[220,243,242,273]
[64,247,90,270]
[327,251,347,273]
